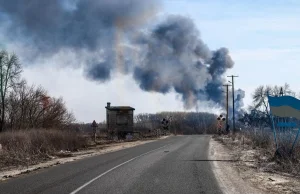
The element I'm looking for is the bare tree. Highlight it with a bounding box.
[272,83,294,97]
[6,81,75,130]
[134,111,217,135]
[252,83,296,119]
[252,85,271,118]
[0,50,22,132]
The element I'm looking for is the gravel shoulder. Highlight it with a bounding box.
[209,137,265,194]
[210,136,300,194]
[0,136,171,181]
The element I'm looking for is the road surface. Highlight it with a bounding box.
[0,135,223,194]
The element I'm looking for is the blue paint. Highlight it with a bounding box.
[268,96,300,154]
[276,122,297,127]
[268,95,300,110]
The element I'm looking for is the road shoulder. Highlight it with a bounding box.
[211,135,300,194]
[209,137,266,194]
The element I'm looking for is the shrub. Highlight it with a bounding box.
[0,129,88,168]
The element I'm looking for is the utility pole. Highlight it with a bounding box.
[227,75,239,134]
[223,84,231,132]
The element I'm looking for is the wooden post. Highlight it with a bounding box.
[223,84,232,133]
[227,75,239,135]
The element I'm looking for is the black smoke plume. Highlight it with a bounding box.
[0,0,158,81]
[133,15,235,108]
[0,1,244,111]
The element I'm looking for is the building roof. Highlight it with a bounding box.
[105,106,135,111]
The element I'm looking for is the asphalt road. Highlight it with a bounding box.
[0,135,223,194]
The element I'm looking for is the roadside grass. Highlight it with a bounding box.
[0,129,168,170]
[214,129,300,177]
[0,129,89,169]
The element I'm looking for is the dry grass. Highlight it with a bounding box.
[0,129,88,169]
[214,129,300,177]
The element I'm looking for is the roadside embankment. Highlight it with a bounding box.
[210,135,300,194]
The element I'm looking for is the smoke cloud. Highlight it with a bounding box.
[0,1,244,111]
[235,89,246,117]
[0,0,158,82]
[133,15,235,108]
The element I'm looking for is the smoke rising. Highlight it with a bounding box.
[0,1,244,111]
[0,0,158,81]
[133,15,235,108]
[235,89,246,116]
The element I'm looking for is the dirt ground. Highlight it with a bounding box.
[210,136,300,194]
[0,135,171,181]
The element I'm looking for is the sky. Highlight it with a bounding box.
[1,0,300,123]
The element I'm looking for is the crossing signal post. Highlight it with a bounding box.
[161,117,171,135]
[217,115,226,135]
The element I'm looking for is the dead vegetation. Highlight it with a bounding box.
[215,130,300,176]
[213,130,300,194]
[0,129,88,170]
[0,50,90,170]
[0,128,168,170]
[0,135,167,181]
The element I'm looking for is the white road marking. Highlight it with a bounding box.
[70,144,169,194]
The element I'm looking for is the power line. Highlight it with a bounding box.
[227,75,239,134]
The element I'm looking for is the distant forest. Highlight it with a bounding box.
[134,112,218,134]
[75,112,218,135]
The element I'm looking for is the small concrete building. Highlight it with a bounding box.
[105,102,135,138]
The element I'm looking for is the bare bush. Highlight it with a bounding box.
[5,80,75,130]
[0,129,88,168]
[242,128,273,149]
[0,51,88,169]
[231,128,300,176]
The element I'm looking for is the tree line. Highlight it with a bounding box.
[134,112,218,134]
[0,50,74,132]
